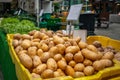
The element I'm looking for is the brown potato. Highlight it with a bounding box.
[47,58,57,71]
[21,39,31,49]
[31,73,40,78]
[28,46,37,57]
[74,51,84,63]
[102,52,114,60]
[74,37,81,44]
[33,55,42,67]
[31,39,40,42]
[33,31,40,39]
[18,50,27,55]
[48,41,55,49]
[41,69,54,79]
[65,46,80,54]
[57,60,67,70]
[40,52,51,63]
[83,59,92,66]
[65,65,75,77]
[64,41,72,48]
[54,54,62,61]
[78,41,88,49]
[68,60,76,68]
[97,52,104,60]
[93,60,105,71]
[19,53,32,69]
[56,44,66,54]
[12,39,19,48]
[62,37,69,41]
[28,30,37,36]
[13,33,21,39]
[84,66,94,76]
[81,49,98,61]
[65,53,73,62]
[46,30,54,37]
[22,34,31,40]
[74,63,85,72]
[87,45,98,53]
[49,46,58,57]
[57,69,66,76]
[33,64,47,74]
[53,35,65,44]
[92,41,102,48]
[74,72,85,78]
[38,43,49,52]
[31,42,39,47]
[15,46,23,54]
[100,59,113,67]
[54,71,61,77]
[37,49,43,57]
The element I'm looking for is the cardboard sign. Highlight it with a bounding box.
[67,4,83,21]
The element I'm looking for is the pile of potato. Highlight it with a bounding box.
[12,29,114,79]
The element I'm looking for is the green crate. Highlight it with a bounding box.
[0,30,17,80]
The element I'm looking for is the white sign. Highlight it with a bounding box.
[67,4,83,21]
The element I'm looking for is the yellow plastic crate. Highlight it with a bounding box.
[7,34,120,80]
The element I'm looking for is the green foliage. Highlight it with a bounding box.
[0,18,39,34]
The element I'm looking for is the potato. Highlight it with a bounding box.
[18,50,27,55]
[74,63,85,72]
[65,46,80,54]
[33,55,42,67]
[28,30,37,35]
[57,60,67,70]
[74,37,81,44]
[81,49,98,61]
[12,39,19,48]
[15,46,23,54]
[54,71,61,77]
[19,53,32,69]
[54,54,62,61]
[97,52,104,60]
[62,37,69,41]
[31,42,39,47]
[74,72,85,78]
[87,45,98,53]
[21,39,31,49]
[83,66,94,76]
[69,39,78,46]
[102,52,114,60]
[64,41,72,48]
[33,64,47,74]
[56,44,66,54]
[49,46,58,57]
[22,34,31,40]
[32,39,40,42]
[33,31,40,39]
[93,61,105,71]
[38,43,49,52]
[28,46,37,57]
[47,58,57,71]
[13,33,21,39]
[65,65,75,77]
[42,35,49,40]
[83,59,92,66]
[65,53,73,62]
[31,73,40,78]
[100,59,113,67]
[41,69,54,79]
[114,52,120,61]
[93,41,102,48]
[68,60,76,67]
[53,35,65,44]
[37,49,43,57]
[78,41,88,49]
[48,41,55,49]
[40,52,51,63]
[74,51,84,63]
[46,30,54,37]
[57,69,66,76]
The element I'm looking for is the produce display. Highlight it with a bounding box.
[12,29,119,79]
[0,18,39,34]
